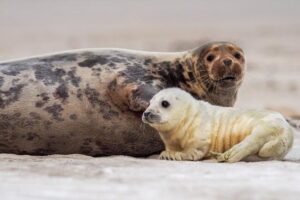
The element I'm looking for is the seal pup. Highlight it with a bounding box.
[142,88,294,162]
[0,42,245,156]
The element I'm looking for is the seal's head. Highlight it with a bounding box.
[193,42,245,90]
[142,88,194,132]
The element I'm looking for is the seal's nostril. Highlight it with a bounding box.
[223,59,232,66]
[143,112,151,117]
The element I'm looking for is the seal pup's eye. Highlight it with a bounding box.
[206,54,215,62]
[161,100,170,108]
[234,52,241,59]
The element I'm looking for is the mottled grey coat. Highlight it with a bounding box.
[0,42,245,156]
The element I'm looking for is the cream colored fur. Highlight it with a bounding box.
[143,88,294,162]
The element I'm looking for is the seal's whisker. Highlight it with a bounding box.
[198,69,209,72]
[199,74,210,79]
[200,76,210,82]
[200,76,211,85]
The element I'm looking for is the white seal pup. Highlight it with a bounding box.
[142,88,294,162]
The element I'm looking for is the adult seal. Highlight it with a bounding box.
[0,42,246,156]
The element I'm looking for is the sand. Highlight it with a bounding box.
[0,0,299,199]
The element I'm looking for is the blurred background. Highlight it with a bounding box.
[0,0,299,112]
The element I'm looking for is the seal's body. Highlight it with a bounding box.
[0,42,245,156]
[143,88,293,162]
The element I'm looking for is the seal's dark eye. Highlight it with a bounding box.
[206,54,215,62]
[234,52,241,59]
[161,100,170,108]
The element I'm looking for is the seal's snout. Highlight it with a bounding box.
[142,111,151,123]
[143,111,155,121]
[222,58,232,67]
[143,111,151,118]
[142,110,161,124]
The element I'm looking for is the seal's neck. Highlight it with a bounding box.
[151,54,207,98]
[157,102,205,152]
[206,87,238,107]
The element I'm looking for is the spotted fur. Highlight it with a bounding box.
[0,42,245,156]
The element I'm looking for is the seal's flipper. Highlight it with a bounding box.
[108,75,160,112]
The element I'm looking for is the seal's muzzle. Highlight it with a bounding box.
[142,111,161,124]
